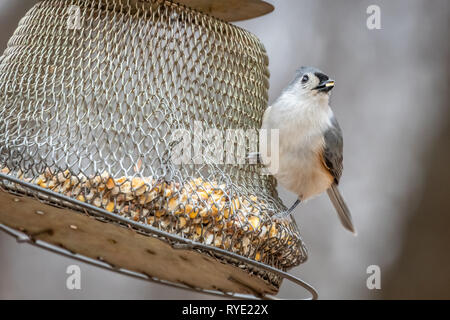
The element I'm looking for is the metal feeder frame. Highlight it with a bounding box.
[0,0,318,300]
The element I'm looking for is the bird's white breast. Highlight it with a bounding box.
[261,94,334,200]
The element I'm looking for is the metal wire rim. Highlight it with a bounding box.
[0,172,318,300]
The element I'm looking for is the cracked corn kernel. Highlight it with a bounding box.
[163,187,172,198]
[111,186,120,196]
[232,198,240,210]
[180,192,188,202]
[214,237,222,247]
[199,208,209,218]
[85,190,95,201]
[198,191,209,200]
[179,217,187,228]
[255,252,261,261]
[138,190,158,204]
[184,203,193,214]
[57,172,66,183]
[70,176,79,186]
[269,224,278,238]
[1,167,10,174]
[210,203,219,216]
[202,182,214,191]
[134,185,147,196]
[44,168,53,179]
[259,225,268,238]
[93,197,102,207]
[147,216,155,225]
[73,186,81,195]
[106,177,115,189]
[131,177,145,190]
[168,197,178,211]
[101,196,109,206]
[62,178,72,191]
[39,182,48,188]
[115,176,126,184]
[106,201,115,212]
[155,209,165,218]
[36,175,46,185]
[189,208,199,219]
[47,180,56,189]
[223,207,230,219]
[248,215,261,231]
[205,232,213,245]
[212,193,224,203]
[131,211,140,221]
[153,182,163,193]
[160,218,170,228]
[120,181,131,194]
[100,171,110,180]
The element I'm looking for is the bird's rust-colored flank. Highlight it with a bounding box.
[318,148,335,185]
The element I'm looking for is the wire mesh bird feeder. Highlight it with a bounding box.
[0,0,317,299]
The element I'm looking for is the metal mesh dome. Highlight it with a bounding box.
[0,0,307,285]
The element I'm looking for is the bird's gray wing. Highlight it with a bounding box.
[322,116,356,234]
[322,116,343,184]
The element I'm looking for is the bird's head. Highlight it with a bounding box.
[286,66,335,99]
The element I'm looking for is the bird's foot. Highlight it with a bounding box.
[273,199,301,220]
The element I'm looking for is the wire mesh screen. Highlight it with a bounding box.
[0,0,307,272]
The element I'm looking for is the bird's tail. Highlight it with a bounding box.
[327,183,357,235]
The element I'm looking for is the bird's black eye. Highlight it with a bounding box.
[302,75,309,83]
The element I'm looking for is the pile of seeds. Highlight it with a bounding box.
[1,167,305,269]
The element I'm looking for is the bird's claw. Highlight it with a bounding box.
[273,210,293,221]
[273,199,301,221]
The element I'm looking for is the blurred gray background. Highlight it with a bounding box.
[1,0,449,299]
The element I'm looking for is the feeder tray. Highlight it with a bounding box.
[0,0,316,299]
[172,0,274,22]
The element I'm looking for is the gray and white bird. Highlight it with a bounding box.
[259,66,356,234]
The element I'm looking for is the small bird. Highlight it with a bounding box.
[259,66,356,234]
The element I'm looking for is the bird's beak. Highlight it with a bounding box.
[314,79,335,93]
